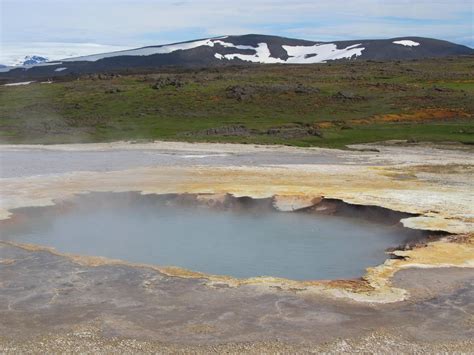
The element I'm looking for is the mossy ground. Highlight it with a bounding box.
[0,56,473,147]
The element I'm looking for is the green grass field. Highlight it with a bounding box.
[0,56,473,147]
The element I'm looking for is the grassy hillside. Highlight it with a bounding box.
[0,56,473,147]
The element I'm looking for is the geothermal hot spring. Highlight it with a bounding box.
[0,192,426,280]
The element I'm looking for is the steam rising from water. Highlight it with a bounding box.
[0,193,424,280]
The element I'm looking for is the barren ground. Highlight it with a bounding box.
[0,141,473,352]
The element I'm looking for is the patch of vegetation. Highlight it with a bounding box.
[0,56,473,147]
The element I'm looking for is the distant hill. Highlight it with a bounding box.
[1,34,472,79]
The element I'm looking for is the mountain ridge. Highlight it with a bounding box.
[1,34,472,79]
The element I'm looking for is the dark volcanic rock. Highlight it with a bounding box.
[266,124,323,139]
[294,83,320,94]
[151,77,186,90]
[225,85,256,101]
[334,91,365,100]
[83,73,122,80]
[187,124,251,137]
[105,88,123,94]
[205,125,250,136]
[226,84,320,101]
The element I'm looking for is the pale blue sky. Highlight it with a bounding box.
[1,0,472,64]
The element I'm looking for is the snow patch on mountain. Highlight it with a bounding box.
[393,40,420,47]
[54,67,68,72]
[212,41,365,64]
[217,43,284,63]
[25,62,63,70]
[213,40,256,50]
[62,37,364,64]
[4,81,35,86]
[63,37,228,62]
[283,43,364,63]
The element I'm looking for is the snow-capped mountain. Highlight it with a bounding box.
[62,36,366,64]
[1,35,472,78]
[19,55,49,66]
